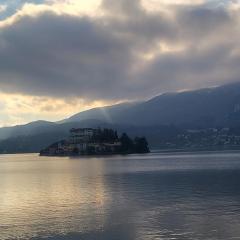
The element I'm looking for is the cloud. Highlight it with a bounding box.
[0,4,6,12]
[0,92,112,127]
[0,0,239,104]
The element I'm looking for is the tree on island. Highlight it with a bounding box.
[120,133,134,153]
[120,133,150,154]
[134,137,150,153]
[92,130,150,154]
[92,128,118,143]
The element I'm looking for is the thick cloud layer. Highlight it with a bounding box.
[0,0,240,101]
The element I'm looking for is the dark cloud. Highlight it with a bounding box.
[0,0,239,101]
[0,13,131,99]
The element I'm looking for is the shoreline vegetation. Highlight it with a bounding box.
[40,128,150,156]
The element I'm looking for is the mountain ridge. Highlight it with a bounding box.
[60,81,240,127]
[1,82,240,153]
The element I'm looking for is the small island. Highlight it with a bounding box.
[40,128,150,156]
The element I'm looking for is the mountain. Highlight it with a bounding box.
[62,82,240,128]
[0,120,55,140]
[116,83,240,127]
[0,119,116,153]
[0,119,112,141]
[1,81,240,153]
[61,102,139,124]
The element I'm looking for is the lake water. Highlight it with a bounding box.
[1,152,240,240]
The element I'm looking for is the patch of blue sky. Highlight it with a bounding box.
[0,0,46,20]
[204,0,239,8]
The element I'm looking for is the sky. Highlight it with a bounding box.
[0,0,240,126]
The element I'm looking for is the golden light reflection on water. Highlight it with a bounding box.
[0,155,110,239]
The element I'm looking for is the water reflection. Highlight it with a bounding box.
[0,152,240,239]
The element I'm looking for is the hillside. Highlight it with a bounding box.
[0,121,55,140]
[1,82,240,153]
[62,102,139,124]
[61,82,240,128]
[116,83,240,127]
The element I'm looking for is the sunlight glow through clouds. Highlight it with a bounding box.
[131,42,186,75]
[141,0,205,12]
[0,0,101,28]
[0,0,239,126]
[0,93,111,127]
[46,0,102,15]
[0,0,231,28]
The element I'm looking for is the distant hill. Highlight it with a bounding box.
[0,121,55,140]
[61,102,139,124]
[0,119,111,140]
[115,83,240,127]
[62,82,240,128]
[0,119,119,153]
[1,82,240,153]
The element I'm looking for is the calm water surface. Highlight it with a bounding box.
[1,152,240,240]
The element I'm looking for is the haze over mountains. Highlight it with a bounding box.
[1,82,240,153]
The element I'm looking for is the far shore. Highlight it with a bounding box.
[2,147,240,156]
[151,147,240,154]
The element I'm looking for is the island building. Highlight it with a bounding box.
[69,128,95,152]
[44,128,122,156]
[40,127,150,156]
